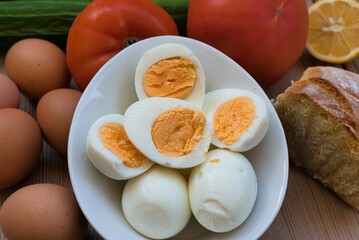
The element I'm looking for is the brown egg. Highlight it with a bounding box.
[36,88,82,155]
[0,183,88,240]
[0,73,20,108]
[0,108,42,189]
[5,38,70,101]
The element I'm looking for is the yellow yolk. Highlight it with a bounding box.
[99,123,147,168]
[151,107,206,157]
[213,97,255,145]
[210,158,220,164]
[143,57,196,99]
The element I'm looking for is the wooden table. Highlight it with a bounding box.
[262,51,359,240]
[1,0,359,239]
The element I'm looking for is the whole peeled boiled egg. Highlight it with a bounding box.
[122,164,191,239]
[202,88,269,152]
[134,43,206,108]
[189,149,257,233]
[124,97,212,169]
[86,113,154,180]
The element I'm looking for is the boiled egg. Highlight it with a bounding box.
[124,97,211,169]
[86,113,154,180]
[202,88,269,152]
[134,43,206,108]
[188,149,257,233]
[122,164,191,239]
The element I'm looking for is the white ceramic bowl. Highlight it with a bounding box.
[68,36,288,240]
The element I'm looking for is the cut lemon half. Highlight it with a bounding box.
[306,0,359,63]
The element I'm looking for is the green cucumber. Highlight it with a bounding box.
[0,0,189,49]
[153,0,189,35]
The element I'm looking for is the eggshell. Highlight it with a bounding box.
[5,38,70,101]
[36,88,82,155]
[0,183,88,240]
[0,73,20,109]
[0,108,42,189]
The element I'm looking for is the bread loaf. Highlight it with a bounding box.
[274,66,359,210]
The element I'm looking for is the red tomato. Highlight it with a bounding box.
[66,0,179,91]
[186,0,308,88]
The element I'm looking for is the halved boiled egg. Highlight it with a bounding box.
[134,43,206,108]
[202,88,269,152]
[189,149,257,233]
[86,113,154,180]
[124,97,212,169]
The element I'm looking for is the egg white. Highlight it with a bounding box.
[189,149,257,233]
[202,88,269,152]
[86,113,154,180]
[124,97,212,169]
[122,165,191,239]
[134,43,206,108]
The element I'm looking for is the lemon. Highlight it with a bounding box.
[306,0,359,63]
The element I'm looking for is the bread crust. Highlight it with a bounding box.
[287,66,359,140]
[274,66,359,210]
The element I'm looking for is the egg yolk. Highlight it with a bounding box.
[213,97,255,145]
[151,108,205,157]
[99,123,147,168]
[210,158,220,164]
[143,57,196,99]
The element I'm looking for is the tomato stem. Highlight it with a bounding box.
[124,37,139,48]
